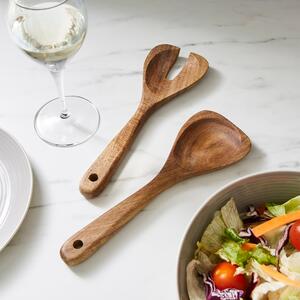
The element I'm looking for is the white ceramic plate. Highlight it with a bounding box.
[0,128,33,251]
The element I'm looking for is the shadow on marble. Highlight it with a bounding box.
[0,166,45,288]
[88,67,223,208]
[234,143,268,175]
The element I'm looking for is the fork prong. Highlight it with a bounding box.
[167,53,209,95]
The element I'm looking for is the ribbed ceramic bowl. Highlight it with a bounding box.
[177,171,300,300]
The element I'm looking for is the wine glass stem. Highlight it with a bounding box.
[50,68,69,119]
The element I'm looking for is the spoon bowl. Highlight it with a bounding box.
[170,111,251,175]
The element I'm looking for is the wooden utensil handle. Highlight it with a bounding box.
[80,103,152,199]
[61,168,179,266]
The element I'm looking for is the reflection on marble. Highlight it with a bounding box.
[0,0,300,299]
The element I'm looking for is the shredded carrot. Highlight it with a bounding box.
[252,210,300,237]
[261,265,300,288]
[241,243,256,251]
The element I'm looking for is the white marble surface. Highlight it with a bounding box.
[1,0,300,299]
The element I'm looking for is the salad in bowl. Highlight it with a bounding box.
[187,196,300,300]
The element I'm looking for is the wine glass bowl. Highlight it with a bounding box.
[7,0,100,147]
[9,0,87,64]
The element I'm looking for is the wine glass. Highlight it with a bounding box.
[7,0,100,147]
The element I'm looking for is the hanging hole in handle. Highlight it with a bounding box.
[73,240,83,249]
[89,173,98,182]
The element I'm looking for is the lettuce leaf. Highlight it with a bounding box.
[197,199,243,254]
[266,202,286,216]
[198,211,227,253]
[221,198,243,232]
[194,250,216,273]
[268,286,300,300]
[251,246,277,265]
[280,249,300,280]
[224,228,245,244]
[251,282,285,300]
[217,241,277,267]
[186,260,206,300]
[277,286,300,300]
[196,198,243,254]
[266,195,300,216]
[217,241,250,267]
[263,225,287,249]
[245,259,275,282]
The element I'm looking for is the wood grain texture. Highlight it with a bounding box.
[79,44,209,199]
[61,110,251,266]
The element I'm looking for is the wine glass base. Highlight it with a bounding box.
[34,96,100,147]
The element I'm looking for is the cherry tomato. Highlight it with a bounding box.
[212,262,248,292]
[289,220,300,250]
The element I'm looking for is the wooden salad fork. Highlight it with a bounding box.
[80,44,209,199]
[61,110,251,266]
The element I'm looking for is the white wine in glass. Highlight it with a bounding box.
[8,0,100,147]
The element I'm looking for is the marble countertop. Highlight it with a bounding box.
[1,0,300,299]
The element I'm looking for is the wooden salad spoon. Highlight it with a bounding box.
[61,110,251,266]
[80,44,209,199]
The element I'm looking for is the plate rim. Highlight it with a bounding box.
[0,128,33,251]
